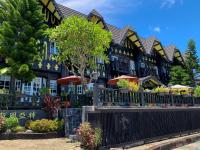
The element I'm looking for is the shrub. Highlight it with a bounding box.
[25,120,32,129]
[194,86,200,97]
[129,82,139,92]
[29,119,59,133]
[44,96,61,119]
[55,119,64,132]
[11,126,25,133]
[76,122,102,150]
[117,79,129,89]
[0,116,6,133]
[6,116,19,129]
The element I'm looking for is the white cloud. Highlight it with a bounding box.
[160,0,183,8]
[153,27,161,33]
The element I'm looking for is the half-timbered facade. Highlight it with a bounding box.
[0,0,186,95]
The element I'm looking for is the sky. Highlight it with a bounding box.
[56,0,200,55]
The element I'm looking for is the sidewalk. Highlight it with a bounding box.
[111,132,200,150]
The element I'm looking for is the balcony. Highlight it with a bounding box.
[111,61,130,74]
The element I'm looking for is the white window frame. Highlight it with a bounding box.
[0,75,10,90]
[50,80,57,96]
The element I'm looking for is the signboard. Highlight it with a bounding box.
[0,109,48,125]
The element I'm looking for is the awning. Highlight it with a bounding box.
[57,75,82,85]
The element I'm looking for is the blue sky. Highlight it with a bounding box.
[57,0,200,55]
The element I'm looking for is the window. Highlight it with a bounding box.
[0,75,10,90]
[22,77,46,96]
[130,60,135,70]
[68,84,75,94]
[15,80,21,92]
[50,80,57,96]
[77,85,83,94]
[87,83,94,91]
[50,42,58,55]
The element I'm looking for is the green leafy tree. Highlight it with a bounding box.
[184,39,199,85]
[169,66,191,86]
[46,16,112,87]
[0,0,47,81]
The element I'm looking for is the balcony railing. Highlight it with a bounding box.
[98,88,200,107]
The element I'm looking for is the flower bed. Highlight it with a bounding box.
[0,115,64,139]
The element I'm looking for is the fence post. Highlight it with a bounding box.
[141,90,145,107]
[171,94,174,107]
[192,97,195,106]
[93,83,99,107]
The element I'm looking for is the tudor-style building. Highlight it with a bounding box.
[0,0,185,95]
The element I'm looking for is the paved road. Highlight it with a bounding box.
[174,141,200,150]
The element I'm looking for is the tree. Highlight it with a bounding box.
[169,66,191,86]
[0,0,47,82]
[184,39,199,85]
[46,16,112,87]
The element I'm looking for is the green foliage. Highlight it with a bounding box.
[55,119,64,132]
[25,120,32,129]
[5,116,19,129]
[169,66,191,86]
[0,115,6,133]
[153,87,169,93]
[129,82,140,92]
[0,0,47,81]
[29,119,62,133]
[194,86,200,97]
[76,122,102,150]
[94,128,102,148]
[0,88,9,94]
[117,79,129,89]
[11,125,25,133]
[46,16,112,85]
[184,39,199,85]
[39,88,50,96]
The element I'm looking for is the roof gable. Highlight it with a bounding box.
[140,37,168,60]
[164,45,184,63]
[119,27,144,51]
[88,9,107,29]
[40,0,62,21]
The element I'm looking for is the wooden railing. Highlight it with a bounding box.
[98,88,200,107]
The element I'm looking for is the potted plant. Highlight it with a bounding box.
[117,79,130,93]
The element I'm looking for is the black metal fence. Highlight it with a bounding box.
[0,93,93,110]
[0,94,43,110]
[99,88,200,107]
[88,108,200,148]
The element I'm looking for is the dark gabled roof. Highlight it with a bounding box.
[57,4,139,46]
[57,4,87,18]
[56,3,184,62]
[107,24,122,44]
[89,9,103,18]
[164,45,176,62]
[140,37,155,54]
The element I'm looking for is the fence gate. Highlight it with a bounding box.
[64,108,82,136]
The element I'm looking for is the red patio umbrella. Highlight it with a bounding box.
[57,75,82,85]
[107,75,139,85]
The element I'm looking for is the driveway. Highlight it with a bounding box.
[0,138,80,150]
